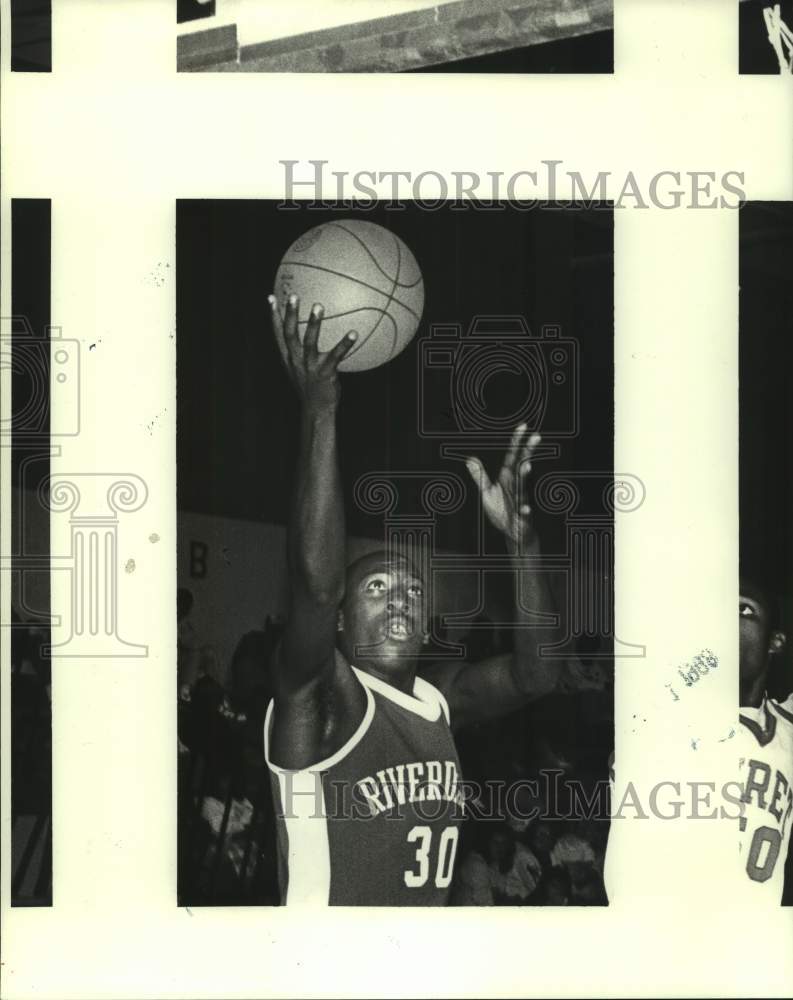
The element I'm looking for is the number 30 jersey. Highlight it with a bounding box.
[264,666,465,906]
[738,693,793,903]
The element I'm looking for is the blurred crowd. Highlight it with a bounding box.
[451,818,608,906]
[177,589,283,904]
[450,614,612,906]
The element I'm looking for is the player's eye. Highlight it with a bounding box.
[407,584,423,599]
[739,602,755,618]
[366,578,387,594]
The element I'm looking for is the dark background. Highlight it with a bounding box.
[10,200,52,906]
[10,0,52,72]
[739,202,793,697]
[176,201,614,559]
[739,0,793,72]
[739,202,793,905]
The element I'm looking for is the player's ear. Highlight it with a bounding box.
[769,630,786,655]
[337,609,344,633]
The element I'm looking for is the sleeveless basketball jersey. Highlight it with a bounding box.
[738,693,793,902]
[264,666,465,906]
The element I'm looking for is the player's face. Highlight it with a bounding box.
[340,558,427,668]
[739,588,771,686]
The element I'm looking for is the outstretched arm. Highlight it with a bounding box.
[421,427,605,730]
[269,295,357,694]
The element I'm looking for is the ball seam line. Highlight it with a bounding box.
[328,221,423,290]
[279,260,423,322]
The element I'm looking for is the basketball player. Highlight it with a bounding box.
[264,294,602,905]
[738,578,793,902]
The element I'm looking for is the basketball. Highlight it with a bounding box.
[273,220,424,372]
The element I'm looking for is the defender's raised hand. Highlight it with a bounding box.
[269,293,357,412]
[465,425,542,547]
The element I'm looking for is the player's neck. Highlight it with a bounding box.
[358,660,417,695]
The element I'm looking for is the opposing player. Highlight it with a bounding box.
[738,578,793,902]
[264,294,601,905]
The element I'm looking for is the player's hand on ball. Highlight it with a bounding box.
[269,293,357,412]
[465,425,541,547]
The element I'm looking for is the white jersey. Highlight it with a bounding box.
[738,693,793,903]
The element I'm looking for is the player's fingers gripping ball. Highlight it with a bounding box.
[274,220,425,372]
